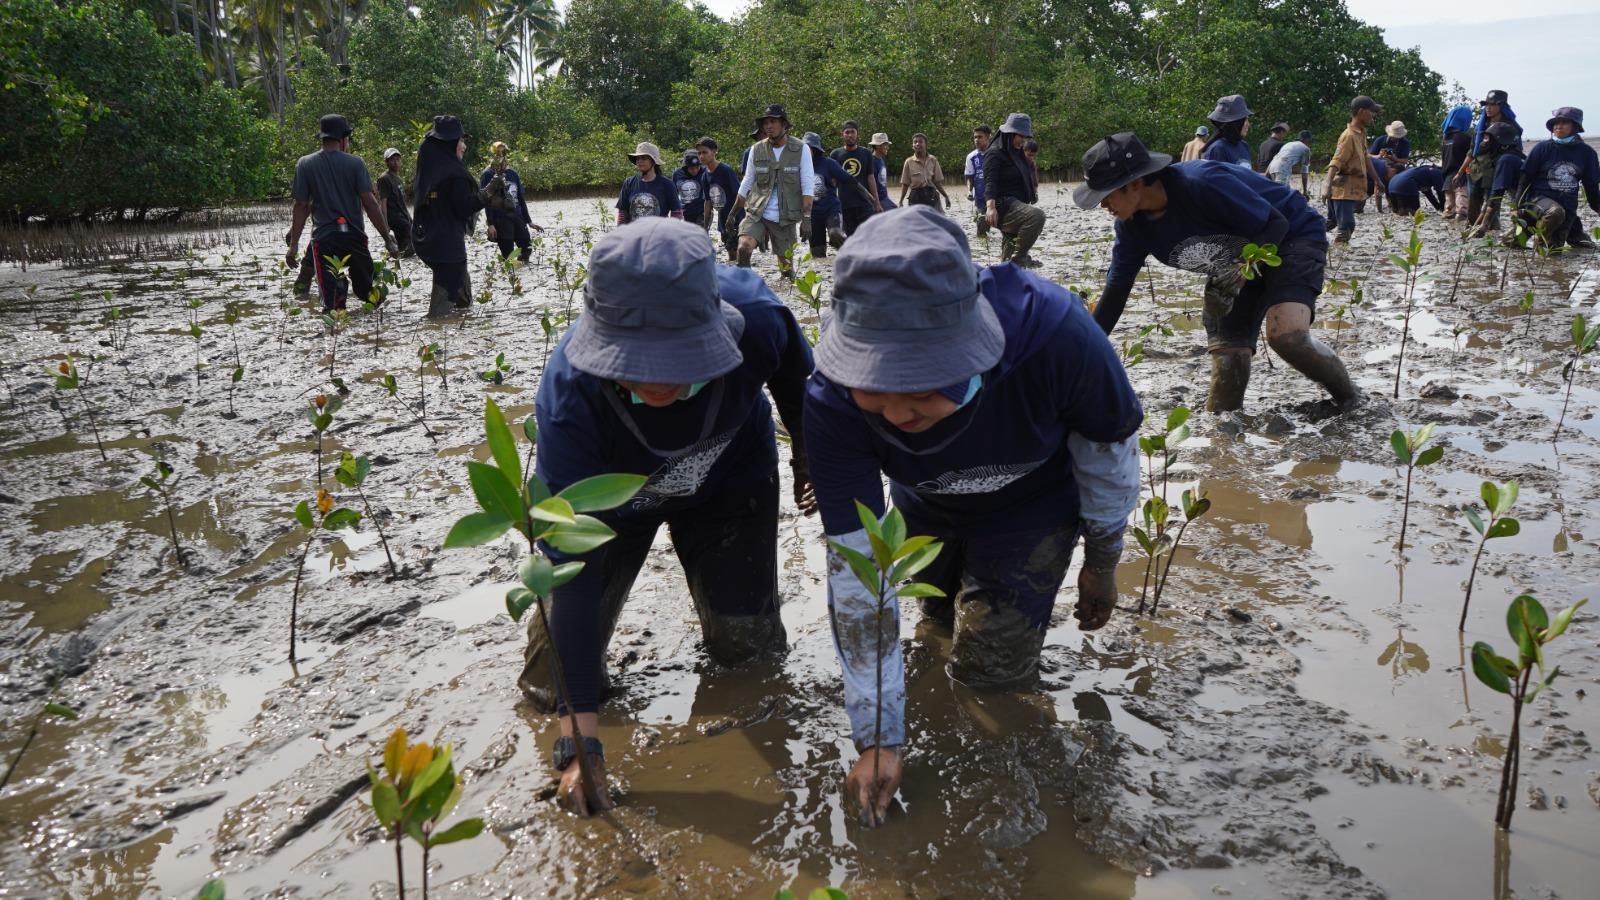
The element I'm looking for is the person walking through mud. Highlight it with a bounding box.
[1268,130,1313,192]
[899,133,952,210]
[869,133,896,211]
[803,132,864,259]
[376,148,413,257]
[1325,95,1383,243]
[411,115,508,317]
[1513,107,1600,250]
[730,104,814,278]
[1441,104,1474,220]
[520,217,816,815]
[480,141,542,261]
[1202,95,1254,169]
[831,121,885,237]
[673,150,714,230]
[616,142,682,225]
[695,138,741,260]
[1180,125,1209,161]
[965,125,992,235]
[285,114,397,312]
[805,205,1142,827]
[1465,122,1526,242]
[983,113,1045,267]
[1076,132,1359,413]
[1462,90,1522,227]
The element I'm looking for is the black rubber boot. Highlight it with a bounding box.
[737,245,753,268]
[1206,351,1253,412]
[1269,329,1360,408]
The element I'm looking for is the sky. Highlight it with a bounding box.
[688,0,1600,141]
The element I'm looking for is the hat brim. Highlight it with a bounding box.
[566,301,745,384]
[814,292,1004,394]
[1071,152,1173,210]
[1546,117,1582,133]
[628,154,665,167]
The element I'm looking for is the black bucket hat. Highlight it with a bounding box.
[1480,89,1509,106]
[1546,106,1584,133]
[318,114,353,140]
[1072,132,1173,209]
[565,218,744,384]
[753,104,790,134]
[802,131,824,151]
[427,115,465,142]
[816,206,1003,393]
[1210,95,1253,124]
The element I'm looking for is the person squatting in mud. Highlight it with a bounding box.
[805,205,1143,826]
[480,141,542,260]
[1465,121,1527,242]
[410,115,510,318]
[1511,107,1600,251]
[285,114,398,312]
[1077,132,1359,413]
[521,217,816,815]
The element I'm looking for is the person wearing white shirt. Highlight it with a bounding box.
[731,103,814,279]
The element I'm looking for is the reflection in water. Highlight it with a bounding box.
[1377,628,1429,686]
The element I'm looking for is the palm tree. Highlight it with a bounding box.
[493,0,560,87]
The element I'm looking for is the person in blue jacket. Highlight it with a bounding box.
[1386,164,1445,216]
[805,205,1143,826]
[479,141,542,261]
[1202,95,1255,168]
[1513,107,1600,249]
[1464,90,1522,226]
[803,132,868,258]
[1075,132,1358,413]
[521,218,816,815]
[1466,121,1526,240]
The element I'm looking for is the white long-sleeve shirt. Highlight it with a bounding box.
[737,140,815,223]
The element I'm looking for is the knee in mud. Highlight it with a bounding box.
[1267,327,1311,357]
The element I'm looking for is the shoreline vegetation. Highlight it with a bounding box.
[4,0,1447,226]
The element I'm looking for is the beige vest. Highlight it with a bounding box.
[746,137,805,225]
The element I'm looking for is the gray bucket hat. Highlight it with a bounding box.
[1000,112,1034,137]
[1072,132,1173,209]
[565,218,744,384]
[1547,106,1584,133]
[1210,95,1253,124]
[628,141,665,168]
[802,131,824,151]
[815,206,1004,393]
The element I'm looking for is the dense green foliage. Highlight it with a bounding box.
[0,0,273,220]
[5,0,1446,214]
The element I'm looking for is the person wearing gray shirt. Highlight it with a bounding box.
[285,114,396,311]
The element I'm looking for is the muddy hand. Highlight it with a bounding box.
[1074,565,1118,630]
[847,746,901,827]
[791,458,817,516]
[559,756,614,817]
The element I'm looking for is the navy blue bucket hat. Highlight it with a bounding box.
[815,205,1004,393]
[1000,113,1034,137]
[1546,106,1584,133]
[565,218,744,384]
[1210,95,1253,124]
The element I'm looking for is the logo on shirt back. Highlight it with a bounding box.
[1169,235,1249,277]
[1547,162,1580,195]
[678,179,702,206]
[630,192,659,221]
[916,459,1046,495]
[632,428,739,510]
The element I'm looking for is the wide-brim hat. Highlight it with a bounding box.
[427,115,465,143]
[628,142,665,168]
[1209,94,1253,124]
[753,104,790,133]
[1481,90,1508,105]
[1072,132,1173,209]
[1000,112,1034,137]
[1386,121,1408,138]
[815,206,1003,393]
[318,114,353,140]
[802,131,824,151]
[868,132,892,146]
[1546,106,1584,133]
[565,218,744,384]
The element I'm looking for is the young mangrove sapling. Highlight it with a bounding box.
[1555,313,1598,442]
[0,696,76,792]
[288,488,361,664]
[1461,480,1520,630]
[1389,213,1426,399]
[141,459,186,569]
[50,356,107,461]
[1389,423,1443,553]
[366,727,485,899]
[305,394,341,486]
[336,452,398,577]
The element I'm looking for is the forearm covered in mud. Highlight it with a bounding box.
[1068,431,1139,566]
[826,528,906,750]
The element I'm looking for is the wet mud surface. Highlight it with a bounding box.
[1,188,1597,898]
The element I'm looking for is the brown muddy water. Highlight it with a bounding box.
[1,189,1597,898]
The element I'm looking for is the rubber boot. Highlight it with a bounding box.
[1269,329,1360,408]
[1206,351,1253,412]
[1536,203,1567,250]
[426,282,456,319]
[999,232,1015,262]
[1333,230,1352,244]
[737,244,753,268]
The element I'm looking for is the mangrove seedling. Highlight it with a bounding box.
[1389,423,1443,553]
[1471,594,1588,831]
[321,308,351,384]
[305,394,342,486]
[443,398,646,811]
[367,727,485,900]
[1462,480,1520,630]
[1555,313,1599,441]
[289,488,361,664]
[50,356,107,461]
[1133,495,1170,614]
[1238,242,1281,281]
[1149,488,1211,614]
[382,373,436,438]
[827,502,944,826]
[479,352,513,386]
[1388,213,1426,399]
[539,309,557,362]
[1518,290,1536,338]
[141,459,186,569]
[336,451,398,577]
[223,301,245,418]
[102,302,131,352]
[418,341,449,396]
[194,880,224,900]
[1139,406,1191,508]
[0,696,76,791]
[278,298,305,347]
[186,297,205,388]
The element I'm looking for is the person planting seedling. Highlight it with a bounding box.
[1076,133,1358,413]
[805,206,1141,827]
[517,218,815,815]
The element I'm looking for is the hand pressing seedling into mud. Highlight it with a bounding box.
[1461,480,1519,630]
[828,502,945,827]
[443,398,645,816]
[366,727,484,899]
[1389,423,1442,554]
[1471,594,1587,831]
[288,487,360,664]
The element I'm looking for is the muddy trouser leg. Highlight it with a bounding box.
[929,519,1079,690]
[841,205,872,237]
[975,207,990,236]
[1527,198,1566,247]
[346,240,374,308]
[391,217,413,255]
[809,205,832,258]
[519,515,659,712]
[1328,199,1357,240]
[1003,202,1046,259]
[1246,240,1356,406]
[1202,276,1253,412]
[425,260,471,317]
[667,471,786,665]
[311,233,364,311]
[1466,176,1486,225]
[295,245,317,291]
[513,220,533,261]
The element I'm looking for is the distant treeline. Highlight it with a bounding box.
[0,0,1446,220]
